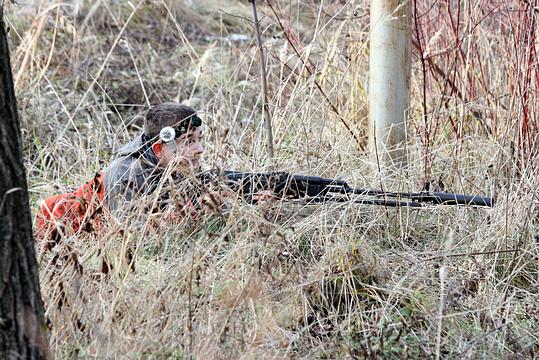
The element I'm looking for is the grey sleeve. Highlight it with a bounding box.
[103,158,143,223]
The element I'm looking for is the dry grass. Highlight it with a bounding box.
[5,0,539,358]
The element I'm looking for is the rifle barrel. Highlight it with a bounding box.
[408,192,494,207]
[307,195,424,208]
[346,188,494,207]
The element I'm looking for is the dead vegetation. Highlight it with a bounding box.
[5,0,539,358]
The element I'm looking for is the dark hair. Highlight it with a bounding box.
[144,103,202,141]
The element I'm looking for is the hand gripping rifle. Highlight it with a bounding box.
[199,170,494,208]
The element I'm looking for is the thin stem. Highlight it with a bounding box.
[267,0,365,152]
[250,0,275,161]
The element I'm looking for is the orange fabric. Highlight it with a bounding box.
[37,173,106,241]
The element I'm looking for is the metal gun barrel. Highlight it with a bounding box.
[408,192,494,207]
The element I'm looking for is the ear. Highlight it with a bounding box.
[151,142,163,158]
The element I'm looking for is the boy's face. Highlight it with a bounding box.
[157,127,204,170]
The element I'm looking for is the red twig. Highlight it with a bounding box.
[413,0,431,178]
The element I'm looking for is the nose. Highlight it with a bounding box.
[193,142,204,155]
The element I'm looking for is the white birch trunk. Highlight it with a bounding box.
[369,0,411,169]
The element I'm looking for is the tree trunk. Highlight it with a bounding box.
[0,7,50,360]
[369,0,411,170]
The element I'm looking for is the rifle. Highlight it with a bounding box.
[199,170,494,208]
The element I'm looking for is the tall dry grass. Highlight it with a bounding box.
[5,0,538,358]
